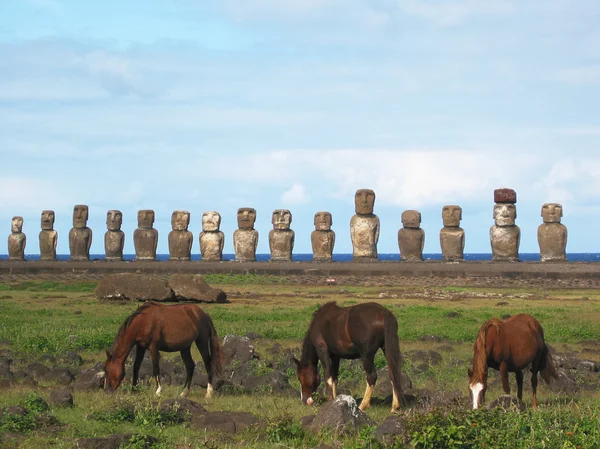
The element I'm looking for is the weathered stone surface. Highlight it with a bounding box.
[104,210,124,261]
[168,210,193,261]
[310,395,374,435]
[199,211,224,261]
[311,212,335,262]
[269,209,294,262]
[74,363,107,391]
[354,189,375,215]
[190,411,260,434]
[69,204,92,261]
[8,216,26,260]
[487,395,525,411]
[374,415,406,444]
[158,398,207,422]
[95,273,173,301]
[494,188,517,204]
[134,210,158,261]
[42,367,74,385]
[27,362,50,379]
[440,205,464,261]
[49,388,74,407]
[490,203,520,261]
[351,189,379,261]
[398,210,424,262]
[233,208,258,262]
[39,210,57,261]
[169,274,227,303]
[538,203,567,262]
[222,335,255,365]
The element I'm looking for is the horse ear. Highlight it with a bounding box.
[467,368,473,378]
[292,357,301,369]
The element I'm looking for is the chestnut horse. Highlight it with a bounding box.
[103,302,223,398]
[294,301,405,413]
[468,313,558,409]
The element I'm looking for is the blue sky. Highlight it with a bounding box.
[1,0,600,256]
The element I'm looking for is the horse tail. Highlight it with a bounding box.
[539,343,559,384]
[204,312,224,378]
[384,313,405,406]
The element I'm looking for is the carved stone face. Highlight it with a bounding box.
[314,212,332,231]
[41,210,55,230]
[171,210,190,231]
[106,210,123,231]
[402,210,421,228]
[237,208,256,230]
[73,205,89,228]
[202,211,221,232]
[355,189,376,215]
[541,203,563,223]
[137,210,155,229]
[493,204,517,226]
[442,205,462,227]
[11,216,23,233]
[272,209,292,230]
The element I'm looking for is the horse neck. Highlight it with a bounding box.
[111,318,139,365]
[300,333,319,368]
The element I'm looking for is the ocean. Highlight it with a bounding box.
[3,253,600,262]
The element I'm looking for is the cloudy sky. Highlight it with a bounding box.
[2,0,599,256]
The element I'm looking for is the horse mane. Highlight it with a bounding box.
[471,318,503,383]
[109,302,155,354]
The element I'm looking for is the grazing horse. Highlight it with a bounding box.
[294,301,405,413]
[468,313,558,409]
[103,302,223,398]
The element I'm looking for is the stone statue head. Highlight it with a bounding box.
[73,205,89,228]
[106,210,123,231]
[11,216,23,233]
[202,211,221,232]
[314,211,332,231]
[401,210,421,228]
[41,210,55,230]
[237,208,257,230]
[137,210,155,229]
[272,209,292,230]
[493,203,517,226]
[541,203,563,223]
[355,189,376,215]
[171,210,190,231]
[442,205,462,227]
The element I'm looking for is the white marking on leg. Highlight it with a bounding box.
[180,387,189,398]
[306,397,314,406]
[332,380,337,398]
[359,383,374,411]
[155,377,162,396]
[391,380,400,411]
[205,383,214,399]
[470,382,484,409]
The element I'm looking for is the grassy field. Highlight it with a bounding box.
[1,277,600,448]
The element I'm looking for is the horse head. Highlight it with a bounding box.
[468,367,487,409]
[103,349,125,392]
[293,357,321,406]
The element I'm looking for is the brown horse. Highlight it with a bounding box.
[294,301,405,413]
[468,313,558,409]
[103,302,223,398]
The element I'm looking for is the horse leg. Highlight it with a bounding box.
[179,347,195,398]
[149,345,162,396]
[315,344,334,400]
[359,354,377,411]
[499,362,510,395]
[531,371,539,410]
[131,346,146,391]
[196,340,214,399]
[515,370,524,401]
[330,356,340,399]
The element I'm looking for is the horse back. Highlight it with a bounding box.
[496,314,545,366]
[137,303,206,348]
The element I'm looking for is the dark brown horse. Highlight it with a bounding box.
[103,302,223,398]
[468,313,558,409]
[294,301,405,413]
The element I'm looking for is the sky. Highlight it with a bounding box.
[1,0,600,256]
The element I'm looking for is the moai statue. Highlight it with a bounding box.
[69,204,92,261]
[8,216,26,260]
[490,188,520,262]
[311,211,335,262]
[104,210,124,261]
[350,189,379,261]
[538,203,567,262]
[39,210,58,261]
[269,209,295,262]
[233,207,259,262]
[439,205,465,262]
[134,209,158,261]
[199,211,224,261]
[398,210,425,261]
[168,210,193,261]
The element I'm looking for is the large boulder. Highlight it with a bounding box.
[190,411,260,434]
[95,274,173,301]
[309,395,374,436]
[169,275,228,303]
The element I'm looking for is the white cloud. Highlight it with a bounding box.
[281,183,309,205]
[0,177,70,215]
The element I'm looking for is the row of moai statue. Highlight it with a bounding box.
[6,188,568,262]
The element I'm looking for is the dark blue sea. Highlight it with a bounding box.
[3,253,600,262]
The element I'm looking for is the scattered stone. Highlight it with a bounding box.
[59,351,84,366]
[158,398,207,422]
[446,311,460,318]
[309,395,374,436]
[406,350,443,366]
[222,335,255,365]
[27,362,50,379]
[496,301,509,306]
[39,354,57,365]
[49,388,74,407]
[191,411,260,434]
[374,415,406,444]
[76,434,158,449]
[42,367,74,385]
[74,363,105,391]
[169,274,228,303]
